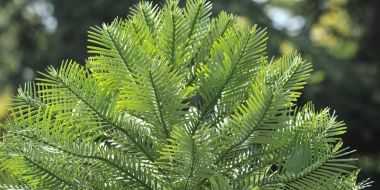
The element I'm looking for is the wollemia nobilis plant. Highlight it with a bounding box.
[0,0,372,189]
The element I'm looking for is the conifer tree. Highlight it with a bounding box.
[0,0,371,189]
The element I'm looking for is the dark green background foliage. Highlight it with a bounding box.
[0,0,379,188]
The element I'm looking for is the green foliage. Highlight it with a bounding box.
[0,0,372,189]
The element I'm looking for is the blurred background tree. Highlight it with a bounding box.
[0,0,379,188]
